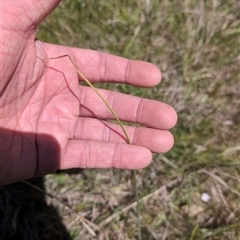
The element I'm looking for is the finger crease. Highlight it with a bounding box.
[112,143,119,168]
[132,127,138,145]
[107,91,115,119]
[79,87,86,114]
[99,52,107,81]
[135,98,145,124]
[85,142,91,168]
[105,122,111,142]
[125,60,131,84]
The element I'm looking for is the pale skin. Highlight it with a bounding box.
[0,0,177,185]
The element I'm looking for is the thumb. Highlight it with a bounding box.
[12,0,61,30]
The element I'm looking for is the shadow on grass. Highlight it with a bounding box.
[0,177,71,240]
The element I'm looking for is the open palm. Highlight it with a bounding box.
[0,0,177,185]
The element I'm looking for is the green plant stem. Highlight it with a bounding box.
[132,170,142,240]
[189,224,199,240]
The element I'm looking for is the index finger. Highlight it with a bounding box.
[71,49,161,87]
[41,43,161,87]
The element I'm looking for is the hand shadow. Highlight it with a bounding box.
[0,177,72,240]
[0,127,72,240]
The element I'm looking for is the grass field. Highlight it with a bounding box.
[1,0,239,239]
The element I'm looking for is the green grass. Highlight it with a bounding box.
[1,0,240,239]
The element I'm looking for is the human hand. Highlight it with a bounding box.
[0,0,177,185]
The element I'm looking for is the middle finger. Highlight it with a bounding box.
[79,86,177,130]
